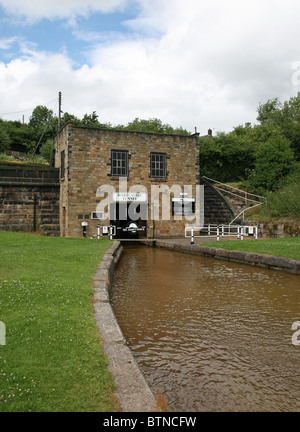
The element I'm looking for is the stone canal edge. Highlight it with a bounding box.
[92,241,157,412]
[153,240,300,275]
[92,238,300,412]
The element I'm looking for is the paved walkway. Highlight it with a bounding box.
[155,235,250,246]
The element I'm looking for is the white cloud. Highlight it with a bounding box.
[1,0,300,134]
[85,0,300,131]
[0,37,18,50]
[0,0,128,22]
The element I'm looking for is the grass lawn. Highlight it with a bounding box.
[200,237,300,260]
[0,232,117,412]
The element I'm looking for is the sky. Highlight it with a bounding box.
[1,0,300,135]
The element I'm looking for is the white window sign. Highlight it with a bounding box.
[113,192,147,202]
[172,197,195,216]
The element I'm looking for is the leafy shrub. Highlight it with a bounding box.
[0,153,15,161]
[249,135,295,192]
[261,183,300,218]
[0,126,11,153]
[278,162,300,188]
[199,132,255,182]
[40,139,54,164]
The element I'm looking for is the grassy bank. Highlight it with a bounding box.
[0,232,117,412]
[201,237,300,260]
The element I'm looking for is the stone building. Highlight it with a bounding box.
[54,123,200,239]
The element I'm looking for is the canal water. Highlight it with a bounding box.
[110,245,300,412]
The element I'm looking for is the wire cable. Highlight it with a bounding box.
[0,98,58,117]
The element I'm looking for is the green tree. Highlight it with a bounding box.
[249,135,295,191]
[200,127,256,182]
[40,139,54,165]
[257,93,300,159]
[199,135,223,180]
[81,111,100,127]
[29,105,55,129]
[1,120,35,151]
[256,97,283,125]
[0,123,11,153]
[29,105,57,152]
[61,112,81,127]
[80,111,112,129]
[119,117,190,135]
[246,123,283,149]
[280,94,300,158]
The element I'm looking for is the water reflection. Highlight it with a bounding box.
[110,245,300,412]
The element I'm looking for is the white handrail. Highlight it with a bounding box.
[213,185,261,205]
[229,203,262,225]
[202,176,266,201]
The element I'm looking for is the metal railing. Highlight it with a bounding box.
[202,176,265,203]
[202,176,266,224]
[229,203,262,225]
[185,224,258,244]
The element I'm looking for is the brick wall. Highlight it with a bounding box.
[54,123,200,238]
[0,163,60,235]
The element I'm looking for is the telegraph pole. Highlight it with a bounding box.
[58,91,62,130]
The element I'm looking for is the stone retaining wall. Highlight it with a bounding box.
[0,163,60,235]
[92,241,156,412]
[246,220,300,238]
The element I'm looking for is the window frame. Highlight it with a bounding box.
[150,152,167,179]
[111,150,129,177]
[60,150,65,179]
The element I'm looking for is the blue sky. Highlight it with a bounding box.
[1,0,300,134]
[0,1,142,65]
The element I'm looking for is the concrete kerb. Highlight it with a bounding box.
[155,240,300,275]
[93,241,157,412]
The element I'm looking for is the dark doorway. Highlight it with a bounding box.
[110,202,148,239]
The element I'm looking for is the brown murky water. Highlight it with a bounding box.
[110,245,300,412]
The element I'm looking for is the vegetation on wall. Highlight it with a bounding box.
[259,163,300,219]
